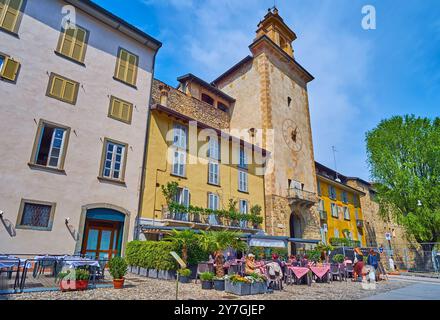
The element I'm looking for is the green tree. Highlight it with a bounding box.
[198,230,247,277]
[366,115,440,251]
[166,229,197,264]
[161,181,179,206]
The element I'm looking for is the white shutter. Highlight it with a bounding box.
[182,188,190,207]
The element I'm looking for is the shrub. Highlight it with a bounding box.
[126,240,179,271]
[329,237,361,248]
[57,269,89,281]
[177,268,192,277]
[306,250,322,263]
[108,256,128,280]
[200,272,214,281]
[332,254,345,263]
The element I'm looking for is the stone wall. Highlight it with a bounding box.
[152,79,230,130]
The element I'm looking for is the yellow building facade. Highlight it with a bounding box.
[315,162,366,247]
[138,80,267,238]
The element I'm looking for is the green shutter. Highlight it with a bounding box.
[63,81,75,102]
[71,28,86,62]
[109,97,132,124]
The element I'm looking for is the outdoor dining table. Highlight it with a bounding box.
[287,266,310,280]
[309,265,331,280]
[0,256,32,269]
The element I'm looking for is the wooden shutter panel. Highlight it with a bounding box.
[1,57,20,81]
[72,28,86,62]
[127,54,137,85]
[1,0,22,32]
[117,50,128,81]
[63,81,75,102]
[60,28,75,57]
[112,98,122,118]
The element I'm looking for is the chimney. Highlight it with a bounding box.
[159,84,170,107]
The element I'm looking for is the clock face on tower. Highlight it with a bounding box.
[282,119,302,152]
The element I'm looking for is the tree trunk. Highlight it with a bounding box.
[215,252,225,278]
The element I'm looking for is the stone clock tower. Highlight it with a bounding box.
[212,8,321,244]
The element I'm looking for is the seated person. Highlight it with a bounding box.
[245,254,259,275]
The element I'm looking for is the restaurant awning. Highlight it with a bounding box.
[288,238,320,244]
[245,235,288,248]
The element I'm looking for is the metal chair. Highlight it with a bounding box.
[330,263,343,281]
[339,263,348,281]
[345,263,354,278]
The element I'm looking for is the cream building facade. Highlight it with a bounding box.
[0,0,160,257]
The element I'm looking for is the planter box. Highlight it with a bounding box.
[60,280,89,292]
[250,282,267,295]
[139,267,148,277]
[225,280,251,296]
[129,266,140,275]
[179,276,190,284]
[201,280,213,290]
[158,270,176,281]
[148,269,158,278]
[213,279,225,291]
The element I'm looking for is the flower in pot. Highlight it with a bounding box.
[225,274,252,296]
[199,272,214,290]
[177,268,192,284]
[213,276,226,291]
[108,256,128,289]
[57,269,90,292]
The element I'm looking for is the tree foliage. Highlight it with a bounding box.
[366,115,440,244]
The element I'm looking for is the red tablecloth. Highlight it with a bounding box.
[288,266,309,279]
[309,266,330,279]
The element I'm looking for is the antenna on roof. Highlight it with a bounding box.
[332,146,342,183]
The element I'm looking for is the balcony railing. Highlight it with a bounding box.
[161,208,260,231]
[356,219,364,228]
[319,210,328,220]
[287,188,318,204]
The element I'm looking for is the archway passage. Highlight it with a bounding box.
[290,213,304,254]
[81,208,125,260]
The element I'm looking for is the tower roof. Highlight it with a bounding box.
[256,7,297,43]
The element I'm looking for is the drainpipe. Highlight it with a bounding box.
[135,47,160,241]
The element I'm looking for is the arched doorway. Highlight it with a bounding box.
[81,208,125,260]
[290,213,304,254]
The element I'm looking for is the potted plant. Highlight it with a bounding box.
[58,269,90,292]
[250,205,263,229]
[108,256,128,289]
[177,268,192,283]
[225,274,252,296]
[332,254,345,264]
[200,272,214,290]
[213,276,226,291]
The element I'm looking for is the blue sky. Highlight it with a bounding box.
[94,0,440,180]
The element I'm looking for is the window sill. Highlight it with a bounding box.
[16,225,52,232]
[0,27,19,38]
[238,190,249,194]
[207,182,221,187]
[28,163,66,175]
[170,173,187,180]
[113,76,137,90]
[54,51,86,67]
[97,176,127,187]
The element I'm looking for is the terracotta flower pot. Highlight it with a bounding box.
[60,280,89,292]
[113,278,125,289]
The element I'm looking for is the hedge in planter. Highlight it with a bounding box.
[126,240,179,278]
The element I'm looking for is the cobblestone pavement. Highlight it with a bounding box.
[1,274,411,300]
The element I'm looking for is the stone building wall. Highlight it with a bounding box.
[152,79,230,130]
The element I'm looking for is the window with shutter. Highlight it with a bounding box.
[0,55,20,81]
[47,73,79,104]
[108,96,133,124]
[56,25,89,63]
[114,48,138,86]
[0,0,24,33]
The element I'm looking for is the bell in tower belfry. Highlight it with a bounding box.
[255,7,297,58]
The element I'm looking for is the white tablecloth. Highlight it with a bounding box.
[0,256,31,269]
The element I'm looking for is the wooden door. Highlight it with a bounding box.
[81,220,121,260]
